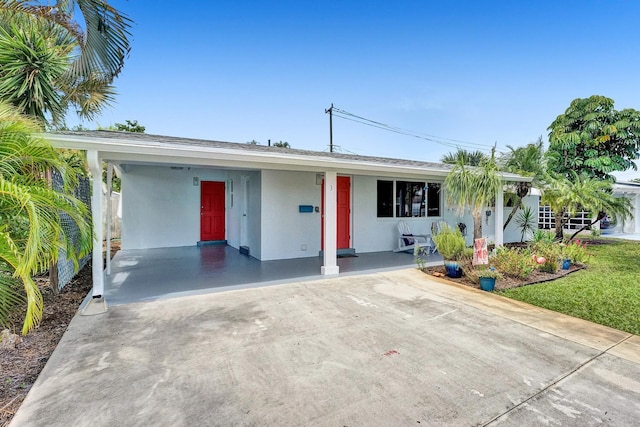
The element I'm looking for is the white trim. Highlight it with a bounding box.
[44,133,530,182]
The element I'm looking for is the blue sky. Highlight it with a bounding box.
[79,1,640,178]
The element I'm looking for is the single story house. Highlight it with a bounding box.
[612,181,640,234]
[46,131,535,299]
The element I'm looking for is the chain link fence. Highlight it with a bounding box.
[51,170,91,291]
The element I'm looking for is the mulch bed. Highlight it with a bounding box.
[0,241,120,427]
[0,265,93,426]
[422,263,586,291]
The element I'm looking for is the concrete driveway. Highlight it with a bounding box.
[11,269,640,426]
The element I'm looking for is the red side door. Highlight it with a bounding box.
[321,176,351,250]
[200,181,225,241]
[336,176,351,249]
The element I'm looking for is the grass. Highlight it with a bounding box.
[498,239,640,335]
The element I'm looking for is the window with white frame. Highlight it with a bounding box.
[377,180,441,218]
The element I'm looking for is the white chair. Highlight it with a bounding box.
[394,221,434,253]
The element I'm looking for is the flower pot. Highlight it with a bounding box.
[479,277,496,291]
[561,259,571,270]
[444,260,463,278]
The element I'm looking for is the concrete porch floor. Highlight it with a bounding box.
[104,245,443,305]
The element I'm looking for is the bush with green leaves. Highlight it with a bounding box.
[533,229,556,244]
[432,223,466,260]
[532,241,562,273]
[459,252,502,284]
[492,247,535,279]
[561,239,591,264]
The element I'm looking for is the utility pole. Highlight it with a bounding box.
[325,103,334,153]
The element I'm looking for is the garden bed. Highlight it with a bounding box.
[422,263,586,291]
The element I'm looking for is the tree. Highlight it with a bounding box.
[114,119,144,133]
[547,95,640,180]
[0,103,92,334]
[272,141,290,148]
[441,149,488,166]
[0,0,132,82]
[444,148,502,240]
[0,8,117,126]
[499,138,545,229]
[540,173,631,241]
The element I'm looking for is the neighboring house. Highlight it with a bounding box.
[537,182,640,235]
[612,181,640,234]
[46,131,535,297]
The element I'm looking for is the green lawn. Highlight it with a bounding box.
[498,239,640,335]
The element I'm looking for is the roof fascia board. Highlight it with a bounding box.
[44,134,530,182]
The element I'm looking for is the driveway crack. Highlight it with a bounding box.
[481,334,633,426]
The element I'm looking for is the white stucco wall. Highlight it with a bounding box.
[225,171,261,253]
[260,170,321,260]
[121,165,538,257]
[352,175,443,253]
[120,165,261,252]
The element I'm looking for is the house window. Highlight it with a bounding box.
[396,181,425,217]
[377,180,441,218]
[426,183,441,217]
[377,180,393,217]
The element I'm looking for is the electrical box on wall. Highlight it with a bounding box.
[193,177,199,186]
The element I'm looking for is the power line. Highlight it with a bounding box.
[330,106,497,152]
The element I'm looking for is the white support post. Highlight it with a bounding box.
[106,162,113,275]
[494,185,504,247]
[321,171,339,275]
[87,150,104,298]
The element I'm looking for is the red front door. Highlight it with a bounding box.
[200,181,225,241]
[321,176,351,250]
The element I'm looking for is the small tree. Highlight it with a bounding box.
[540,173,631,241]
[444,148,502,240]
[0,103,92,334]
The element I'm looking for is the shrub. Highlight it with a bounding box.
[562,239,591,264]
[533,229,555,244]
[532,241,562,273]
[458,251,502,284]
[492,247,535,279]
[432,223,466,260]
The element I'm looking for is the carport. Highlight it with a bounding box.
[104,245,443,305]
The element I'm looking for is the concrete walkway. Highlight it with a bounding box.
[11,269,640,426]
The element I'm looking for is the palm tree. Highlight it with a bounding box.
[540,173,631,241]
[441,149,488,166]
[0,102,92,334]
[0,0,132,82]
[0,8,117,126]
[444,148,503,240]
[499,138,545,229]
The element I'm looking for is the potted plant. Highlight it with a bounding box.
[478,268,502,291]
[432,223,466,278]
